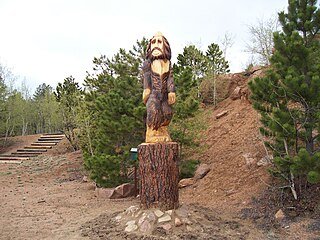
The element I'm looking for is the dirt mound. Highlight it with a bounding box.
[80,204,262,240]
[181,70,270,212]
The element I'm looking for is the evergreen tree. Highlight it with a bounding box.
[249,0,320,197]
[176,43,230,104]
[55,76,82,150]
[0,75,7,134]
[176,45,207,97]
[202,43,230,105]
[82,38,148,187]
[33,83,61,133]
[171,66,199,152]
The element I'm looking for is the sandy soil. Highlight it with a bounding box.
[0,139,137,240]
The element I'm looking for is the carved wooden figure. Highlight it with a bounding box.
[142,32,176,143]
[138,32,179,211]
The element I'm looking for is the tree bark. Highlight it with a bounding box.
[138,142,179,210]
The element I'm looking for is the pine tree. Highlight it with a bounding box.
[249,0,320,196]
[170,66,199,152]
[176,43,230,104]
[0,75,7,134]
[33,83,61,133]
[55,76,82,150]
[82,38,148,187]
[203,43,230,105]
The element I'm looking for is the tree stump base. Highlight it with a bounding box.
[138,142,179,210]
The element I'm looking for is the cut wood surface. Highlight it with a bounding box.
[138,142,179,210]
[40,135,64,138]
[11,152,42,156]
[38,138,62,142]
[17,149,47,152]
[0,156,29,160]
[25,146,52,149]
[32,143,57,146]
[0,160,22,164]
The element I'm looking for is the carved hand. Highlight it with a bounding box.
[168,92,176,105]
[143,88,151,104]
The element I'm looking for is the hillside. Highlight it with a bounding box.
[181,69,270,211]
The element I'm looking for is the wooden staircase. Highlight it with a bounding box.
[0,133,65,163]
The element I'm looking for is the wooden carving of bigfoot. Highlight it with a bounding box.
[142,32,176,143]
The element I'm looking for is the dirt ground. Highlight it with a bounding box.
[1,72,320,239]
[0,133,318,239]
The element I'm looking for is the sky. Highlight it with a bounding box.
[0,0,288,93]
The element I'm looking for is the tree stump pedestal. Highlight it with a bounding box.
[138,142,179,211]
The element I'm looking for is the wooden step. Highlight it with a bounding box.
[11,152,42,156]
[0,156,29,160]
[9,154,39,158]
[40,135,64,138]
[34,141,59,143]
[42,133,63,136]
[17,149,47,153]
[38,138,62,142]
[0,160,22,164]
[32,142,57,146]
[25,146,52,149]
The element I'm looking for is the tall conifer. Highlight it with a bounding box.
[249,0,320,192]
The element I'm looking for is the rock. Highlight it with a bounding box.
[230,86,241,100]
[154,209,164,218]
[242,153,256,165]
[125,224,138,232]
[114,183,136,198]
[82,176,88,182]
[139,220,152,233]
[95,187,122,199]
[186,225,194,231]
[175,217,183,227]
[160,223,172,231]
[175,205,188,218]
[216,110,228,119]
[126,220,136,226]
[146,212,156,222]
[125,205,140,216]
[165,210,173,216]
[257,155,273,166]
[181,217,192,225]
[158,214,171,223]
[114,215,122,222]
[138,213,147,225]
[275,209,285,221]
[179,178,195,188]
[194,164,211,180]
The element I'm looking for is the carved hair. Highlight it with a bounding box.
[146,35,171,61]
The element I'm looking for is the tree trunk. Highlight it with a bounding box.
[138,142,179,210]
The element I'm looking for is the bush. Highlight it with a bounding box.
[84,154,128,187]
[179,159,200,179]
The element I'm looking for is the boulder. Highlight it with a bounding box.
[194,164,211,180]
[242,153,256,165]
[95,187,122,199]
[230,86,241,100]
[178,178,195,188]
[275,209,286,221]
[216,110,228,119]
[114,183,136,198]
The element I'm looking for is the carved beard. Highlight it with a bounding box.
[150,47,166,61]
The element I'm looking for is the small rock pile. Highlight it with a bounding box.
[113,205,192,234]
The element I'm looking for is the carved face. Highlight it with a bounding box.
[146,32,171,61]
[151,35,164,57]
